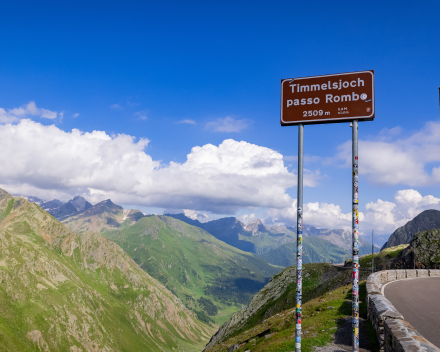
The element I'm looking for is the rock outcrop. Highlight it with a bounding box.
[382,209,440,250]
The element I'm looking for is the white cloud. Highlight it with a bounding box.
[110,104,122,109]
[177,119,196,125]
[205,116,252,132]
[335,121,440,186]
[0,101,59,123]
[183,209,210,222]
[268,200,353,231]
[0,119,323,214]
[73,113,79,118]
[268,189,440,236]
[239,213,256,225]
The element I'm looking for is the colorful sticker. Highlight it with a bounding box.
[296,336,301,342]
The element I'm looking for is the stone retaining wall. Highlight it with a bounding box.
[366,269,440,351]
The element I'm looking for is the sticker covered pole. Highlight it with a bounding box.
[295,123,304,352]
[352,119,359,352]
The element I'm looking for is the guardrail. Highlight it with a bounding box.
[366,270,440,352]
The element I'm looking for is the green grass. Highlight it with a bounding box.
[227,263,353,340]
[206,281,379,352]
[0,198,14,223]
[345,244,408,269]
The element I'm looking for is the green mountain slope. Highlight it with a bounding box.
[204,282,377,352]
[259,236,351,266]
[102,215,282,325]
[0,189,212,352]
[203,263,372,351]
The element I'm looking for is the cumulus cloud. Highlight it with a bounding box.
[177,119,196,124]
[0,101,59,123]
[335,121,440,186]
[268,189,440,236]
[183,209,210,222]
[239,213,257,225]
[205,116,252,132]
[0,119,321,214]
[268,200,353,231]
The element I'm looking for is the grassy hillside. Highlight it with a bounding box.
[205,281,378,352]
[203,263,372,351]
[258,236,350,266]
[103,215,282,325]
[344,244,409,270]
[0,189,212,352]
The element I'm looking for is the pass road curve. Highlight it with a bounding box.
[383,277,440,348]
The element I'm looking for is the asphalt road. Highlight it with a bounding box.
[384,277,440,348]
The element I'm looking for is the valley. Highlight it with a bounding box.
[101,215,281,325]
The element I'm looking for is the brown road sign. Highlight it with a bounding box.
[281,70,374,125]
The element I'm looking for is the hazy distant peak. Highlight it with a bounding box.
[68,195,92,212]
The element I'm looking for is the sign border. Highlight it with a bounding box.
[280,70,374,126]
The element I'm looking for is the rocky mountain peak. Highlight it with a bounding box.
[245,219,266,234]
[382,209,440,250]
[69,195,92,212]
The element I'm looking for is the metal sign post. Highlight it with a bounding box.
[296,124,304,352]
[352,120,359,352]
[280,71,374,351]
[372,230,374,274]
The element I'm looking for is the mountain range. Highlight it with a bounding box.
[166,213,377,263]
[23,195,377,264]
[21,194,380,323]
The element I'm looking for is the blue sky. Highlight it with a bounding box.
[1,0,440,239]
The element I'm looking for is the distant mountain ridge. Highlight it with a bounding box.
[22,195,145,232]
[25,196,376,265]
[166,213,375,262]
[381,209,440,250]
